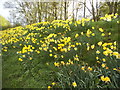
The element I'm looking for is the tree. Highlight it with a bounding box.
[100,0,120,16]
[0,15,11,30]
[9,0,69,24]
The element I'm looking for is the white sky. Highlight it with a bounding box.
[0,0,11,20]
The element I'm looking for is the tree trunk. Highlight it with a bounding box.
[60,1,63,20]
[37,2,41,22]
[45,2,48,21]
[83,0,86,18]
[72,0,74,21]
[91,0,96,21]
[55,6,57,20]
[107,2,114,14]
[64,1,67,20]
[114,2,118,15]
[96,0,99,21]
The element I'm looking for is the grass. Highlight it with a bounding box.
[2,48,55,88]
[2,16,120,88]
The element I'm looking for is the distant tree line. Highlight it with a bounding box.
[4,0,120,26]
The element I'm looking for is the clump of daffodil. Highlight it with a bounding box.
[86,29,92,37]
[100,76,110,83]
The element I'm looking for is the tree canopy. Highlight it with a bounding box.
[0,15,11,27]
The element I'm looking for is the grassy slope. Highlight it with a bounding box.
[2,48,55,88]
[2,18,120,88]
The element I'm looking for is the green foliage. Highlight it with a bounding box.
[2,48,55,88]
[0,15,11,30]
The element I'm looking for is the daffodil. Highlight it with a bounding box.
[101,33,105,36]
[92,27,95,29]
[96,50,100,54]
[72,81,77,87]
[49,54,53,57]
[87,46,90,51]
[46,63,49,65]
[99,28,104,32]
[114,41,117,45]
[74,47,77,51]
[103,51,108,56]
[110,45,114,49]
[75,34,79,38]
[101,76,110,82]
[88,67,92,71]
[102,58,106,62]
[98,41,102,46]
[61,55,64,58]
[92,33,95,36]
[52,82,56,86]
[49,50,52,52]
[81,32,84,35]
[29,57,32,60]
[101,76,105,81]
[54,55,57,58]
[86,29,92,37]
[117,21,119,24]
[96,57,99,60]
[113,68,117,71]
[76,43,79,45]
[113,52,119,58]
[22,55,26,57]
[108,32,111,35]
[101,63,106,68]
[66,62,70,65]
[81,66,85,70]
[91,45,95,49]
[61,61,65,65]
[105,77,110,82]
[92,19,94,22]
[54,62,59,67]
[48,86,51,89]
[18,58,23,61]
